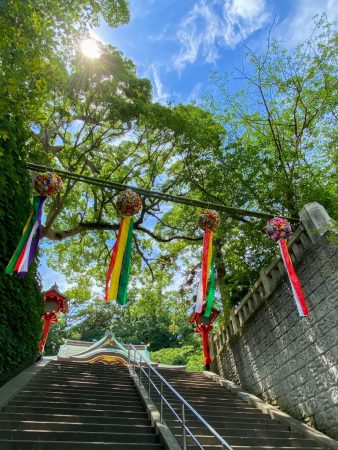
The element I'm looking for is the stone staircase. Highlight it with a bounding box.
[156,368,329,449]
[0,360,164,450]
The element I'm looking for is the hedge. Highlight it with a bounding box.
[0,116,43,386]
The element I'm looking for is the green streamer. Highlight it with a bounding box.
[203,262,215,321]
[117,218,134,305]
[5,196,40,275]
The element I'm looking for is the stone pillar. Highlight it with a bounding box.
[299,202,332,244]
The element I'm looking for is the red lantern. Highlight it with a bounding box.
[39,283,68,353]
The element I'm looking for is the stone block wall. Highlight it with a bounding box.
[212,227,338,439]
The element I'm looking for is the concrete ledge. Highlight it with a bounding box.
[203,371,338,450]
[129,368,181,450]
[0,358,51,411]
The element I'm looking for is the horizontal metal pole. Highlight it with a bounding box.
[26,162,299,223]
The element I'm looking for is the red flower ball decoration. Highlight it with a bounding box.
[35,172,63,197]
[115,190,142,216]
[265,217,292,241]
[198,209,220,231]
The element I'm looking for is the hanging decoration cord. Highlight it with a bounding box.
[26,162,299,223]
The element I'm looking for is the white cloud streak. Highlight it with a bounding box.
[173,0,270,71]
[149,64,169,103]
[279,0,338,46]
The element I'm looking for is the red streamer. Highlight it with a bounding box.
[196,324,212,367]
[279,239,309,317]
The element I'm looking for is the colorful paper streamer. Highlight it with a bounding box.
[195,230,213,313]
[105,216,134,304]
[265,217,309,317]
[279,239,309,317]
[5,195,46,277]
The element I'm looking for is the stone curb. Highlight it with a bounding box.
[129,368,181,450]
[203,370,338,449]
[0,358,51,411]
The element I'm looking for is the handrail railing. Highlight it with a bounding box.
[128,344,233,450]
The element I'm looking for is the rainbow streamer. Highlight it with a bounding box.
[5,195,46,278]
[105,216,134,305]
[195,230,214,314]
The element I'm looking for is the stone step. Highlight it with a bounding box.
[35,373,132,383]
[165,411,276,423]
[161,406,271,420]
[181,434,322,447]
[0,421,155,434]
[42,365,129,372]
[0,413,150,426]
[171,426,303,439]
[26,381,135,390]
[166,419,288,431]
[23,384,134,395]
[162,394,246,403]
[162,391,242,399]
[30,377,134,386]
[41,371,130,379]
[20,388,140,400]
[16,394,142,406]
[0,430,159,444]
[0,440,163,450]
[154,381,221,389]
[8,399,146,412]
[4,405,149,418]
[163,391,240,401]
[36,366,130,373]
[187,446,326,450]
[160,402,258,413]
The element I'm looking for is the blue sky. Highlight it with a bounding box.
[40,0,337,291]
[94,0,338,104]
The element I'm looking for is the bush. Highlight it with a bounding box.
[186,352,204,372]
[151,345,204,371]
[0,116,43,386]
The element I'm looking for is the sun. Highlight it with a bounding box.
[80,39,101,59]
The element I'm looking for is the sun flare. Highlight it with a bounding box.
[80,39,101,59]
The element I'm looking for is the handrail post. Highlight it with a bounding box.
[127,345,130,365]
[139,355,142,384]
[148,365,151,398]
[133,348,136,374]
[182,403,187,450]
[160,380,163,423]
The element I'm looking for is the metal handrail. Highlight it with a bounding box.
[128,344,233,450]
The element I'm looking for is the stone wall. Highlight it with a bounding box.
[212,204,338,439]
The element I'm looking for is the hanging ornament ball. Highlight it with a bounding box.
[265,217,292,241]
[198,209,220,231]
[115,190,142,216]
[35,172,63,196]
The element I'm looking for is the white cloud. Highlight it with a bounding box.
[173,0,269,71]
[279,0,338,46]
[186,82,203,103]
[149,64,169,103]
